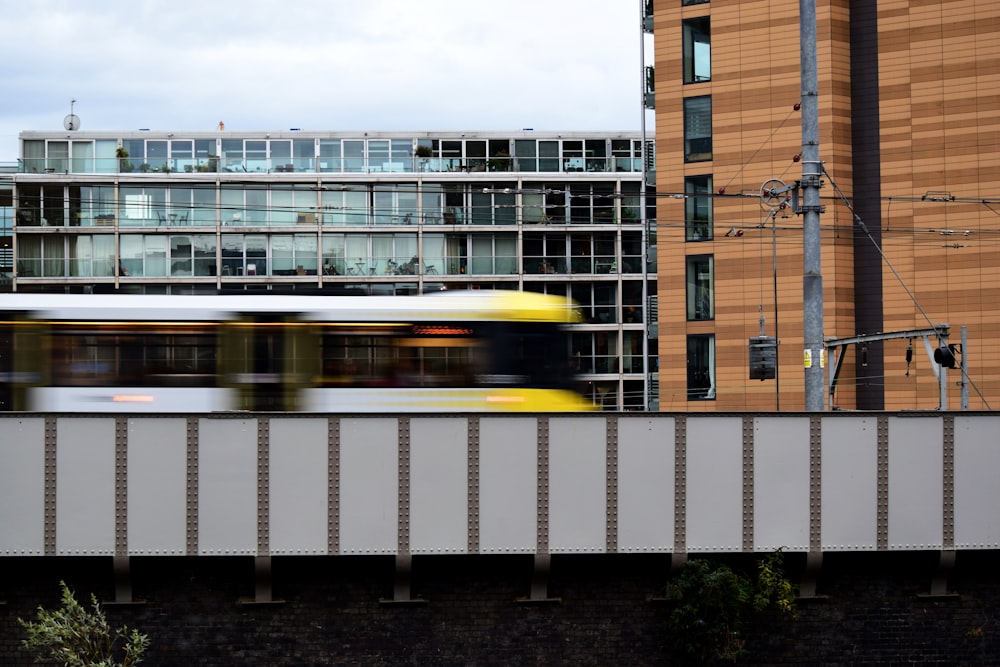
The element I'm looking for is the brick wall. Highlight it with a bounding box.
[2,552,998,665]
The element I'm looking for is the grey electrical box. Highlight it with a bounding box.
[749,336,777,380]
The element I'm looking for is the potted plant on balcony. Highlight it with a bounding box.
[486,150,511,172]
[195,155,220,172]
[414,145,433,171]
[116,147,133,173]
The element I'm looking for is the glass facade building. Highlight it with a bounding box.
[9,130,658,410]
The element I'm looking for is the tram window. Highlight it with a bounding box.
[50,326,217,387]
[488,323,572,389]
[319,324,484,388]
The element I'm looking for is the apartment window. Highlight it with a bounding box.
[685,175,713,241]
[687,334,715,400]
[471,186,516,225]
[17,235,115,278]
[514,139,536,172]
[170,235,216,276]
[271,234,319,275]
[221,139,244,172]
[684,96,712,162]
[683,17,711,83]
[221,234,267,276]
[195,139,216,172]
[521,184,567,224]
[373,184,418,225]
[120,235,167,277]
[686,254,714,320]
[220,185,266,226]
[622,232,643,273]
[469,234,517,275]
[611,139,639,172]
[171,140,193,173]
[319,140,342,172]
[571,330,617,375]
[293,139,315,172]
[319,185,369,226]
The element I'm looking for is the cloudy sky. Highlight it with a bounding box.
[0,0,648,161]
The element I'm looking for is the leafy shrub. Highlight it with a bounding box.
[19,581,149,667]
[665,550,796,664]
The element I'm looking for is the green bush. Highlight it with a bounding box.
[664,551,796,664]
[19,581,149,667]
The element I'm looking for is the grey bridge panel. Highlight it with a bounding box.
[820,416,878,550]
[411,417,468,554]
[0,418,45,555]
[1,412,998,557]
[549,416,606,553]
[617,416,674,553]
[56,418,115,556]
[754,417,811,552]
[685,417,743,552]
[127,418,187,555]
[198,418,258,555]
[478,417,536,554]
[269,418,329,555]
[339,417,397,555]
[954,415,1000,549]
[888,417,944,550]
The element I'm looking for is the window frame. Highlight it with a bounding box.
[685,254,714,321]
[684,175,713,241]
[683,95,713,163]
[686,333,716,400]
[682,16,711,84]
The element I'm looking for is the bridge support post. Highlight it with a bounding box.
[920,549,959,598]
[670,552,687,573]
[113,556,133,604]
[380,554,426,605]
[798,551,826,599]
[393,553,412,602]
[255,555,273,602]
[104,556,143,606]
[238,556,284,605]
[518,554,560,604]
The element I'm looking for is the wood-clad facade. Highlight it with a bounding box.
[653,0,1000,411]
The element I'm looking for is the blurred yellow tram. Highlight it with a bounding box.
[0,291,595,413]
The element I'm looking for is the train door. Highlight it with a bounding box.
[0,321,13,410]
[221,315,318,411]
[0,317,44,411]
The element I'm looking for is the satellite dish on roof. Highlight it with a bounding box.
[63,99,80,131]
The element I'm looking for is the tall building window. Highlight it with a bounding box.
[684,96,713,162]
[687,334,715,400]
[685,175,713,241]
[682,17,711,83]
[686,254,714,320]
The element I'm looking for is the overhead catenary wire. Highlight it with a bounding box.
[822,165,993,410]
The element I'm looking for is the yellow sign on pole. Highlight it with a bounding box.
[804,349,825,369]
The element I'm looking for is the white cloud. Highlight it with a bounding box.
[0,0,643,160]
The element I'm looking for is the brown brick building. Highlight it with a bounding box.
[651,0,1000,410]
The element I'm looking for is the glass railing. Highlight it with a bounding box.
[13,249,643,282]
[524,255,631,275]
[18,155,648,176]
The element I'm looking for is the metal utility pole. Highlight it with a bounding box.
[800,0,825,411]
[961,325,969,410]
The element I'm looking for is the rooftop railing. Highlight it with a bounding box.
[17,156,649,176]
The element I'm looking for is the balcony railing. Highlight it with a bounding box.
[18,155,648,177]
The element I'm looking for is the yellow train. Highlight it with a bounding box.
[0,291,596,412]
